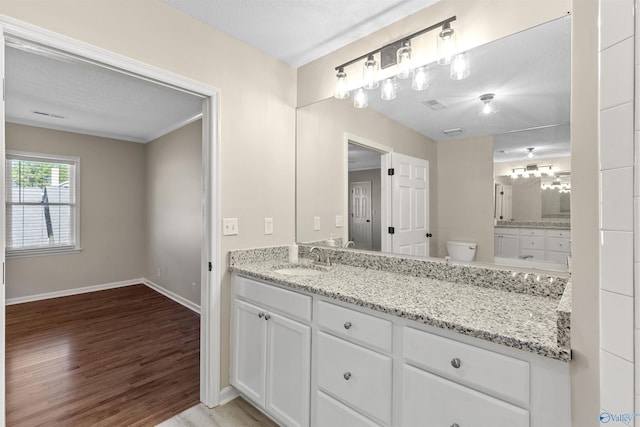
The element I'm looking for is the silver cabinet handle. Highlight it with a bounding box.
[344,321,352,330]
[451,424,460,427]
[343,372,351,380]
[264,314,271,320]
[451,358,461,369]
[258,312,265,318]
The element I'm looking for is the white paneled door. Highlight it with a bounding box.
[390,153,430,256]
[350,181,373,250]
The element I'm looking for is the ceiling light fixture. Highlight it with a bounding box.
[333,16,469,104]
[527,147,535,159]
[478,93,499,116]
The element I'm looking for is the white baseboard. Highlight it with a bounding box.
[6,278,144,305]
[218,386,240,406]
[143,279,201,314]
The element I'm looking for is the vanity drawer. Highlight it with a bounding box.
[318,301,392,352]
[317,391,381,427]
[495,227,519,235]
[234,275,312,322]
[521,236,545,250]
[546,229,571,238]
[317,332,392,425]
[546,237,571,253]
[520,228,545,237]
[402,365,529,427]
[403,327,530,407]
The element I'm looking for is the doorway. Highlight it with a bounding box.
[0,18,221,422]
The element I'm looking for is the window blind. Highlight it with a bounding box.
[5,154,78,254]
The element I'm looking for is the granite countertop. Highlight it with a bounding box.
[496,220,571,230]
[229,253,571,362]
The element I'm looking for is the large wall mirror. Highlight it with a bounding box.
[296,15,570,270]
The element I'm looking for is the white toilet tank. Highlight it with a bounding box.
[446,241,477,262]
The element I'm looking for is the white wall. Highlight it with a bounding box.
[4,123,146,299]
[598,0,636,419]
[146,120,202,306]
[436,136,494,262]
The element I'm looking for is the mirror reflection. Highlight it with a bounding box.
[296,16,571,271]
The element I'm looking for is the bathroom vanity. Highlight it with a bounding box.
[228,246,571,427]
[494,222,571,271]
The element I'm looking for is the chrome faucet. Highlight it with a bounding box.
[343,240,355,248]
[309,246,331,267]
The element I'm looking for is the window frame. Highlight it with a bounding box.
[5,150,81,258]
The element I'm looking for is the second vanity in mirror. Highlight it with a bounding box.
[296,16,571,272]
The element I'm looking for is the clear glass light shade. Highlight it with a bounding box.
[450,52,470,80]
[546,167,555,176]
[396,41,412,79]
[437,24,457,65]
[334,68,349,99]
[353,87,368,108]
[510,170,519,179]
[363,55,379,89]
[411,66,429,91]
[381,77,397,101]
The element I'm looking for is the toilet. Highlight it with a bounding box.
[446,241,477,262]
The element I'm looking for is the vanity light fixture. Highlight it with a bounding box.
[363,55,379,89]
[478,93,499,116]
[333,16,469,105]
[437,22,457,65]
[510,169,519,179]
[353,87,368,108]
[334,67,349,99]
[510,164,557,179]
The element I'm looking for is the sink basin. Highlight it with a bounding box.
[273,267,326,276]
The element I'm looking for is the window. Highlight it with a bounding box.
[6,151,80,257]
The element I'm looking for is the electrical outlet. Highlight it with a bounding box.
[264,217,274,235]
[223,218,239,235]
[335,215,344,228]
[313,216,321,231]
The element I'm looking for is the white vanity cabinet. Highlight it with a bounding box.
[494,227,519,258]
[231,276,312,427]
[494,227,571,267]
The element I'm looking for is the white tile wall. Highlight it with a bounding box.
[601,350,635,416]
[600,0,635,417]
[601,38,634,110]
[601,290,635,360]
[601,231,634,295]
[601,103,634,170]
[600,0,635,50]
[601,167,634,230]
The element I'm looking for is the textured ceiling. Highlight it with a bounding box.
[5,45,203,143]
[160,0,440,67]
[363,16,571,163]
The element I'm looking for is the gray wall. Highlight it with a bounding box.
[145,120,202,305]
[348,169,381,251]
[5,123,146,299]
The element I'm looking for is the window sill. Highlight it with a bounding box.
[6,247,83,259]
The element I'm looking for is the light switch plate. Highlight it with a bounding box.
[264,217,274,235]
[335,215,344,228]
[223,218,239,235]
[313,216,321,231]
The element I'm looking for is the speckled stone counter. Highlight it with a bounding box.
[228,245,572,362]
[496,220,571,230]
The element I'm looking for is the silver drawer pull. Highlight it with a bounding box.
[258,312,265,318]
[343,372,352,380]
[450,358,461,369]
[264,314,271,320]
[451,424,460,427]
[344,321,352,330]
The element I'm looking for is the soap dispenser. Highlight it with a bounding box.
[288,242,298,264]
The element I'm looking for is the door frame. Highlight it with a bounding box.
[0,16,222,409]
[343,133,392,251]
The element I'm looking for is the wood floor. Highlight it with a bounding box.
[6,284,200,426]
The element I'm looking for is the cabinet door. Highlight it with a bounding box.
[500,235,519,257]
[266,311,311,427]
[232,299,267,406]
[494,235,501,256]
[402,365,529,427]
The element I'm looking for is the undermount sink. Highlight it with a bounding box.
[272,266,327,276]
